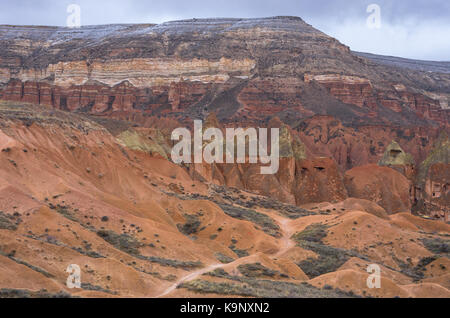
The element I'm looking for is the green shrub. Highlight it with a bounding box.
[97,230,142,255]
[0,289,73,298]
[0,212,17,231]
[218,203,280,237]
[81,283,117,295]
[180,276,357,298]
[177,214,201,236]
[229,244,249,258]
[292,224,328,244]
[421,238,450,256]
[237,263,281,278]
[292,223,364,278]
[215,253,235,264]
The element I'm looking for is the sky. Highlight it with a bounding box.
[0,0,449,61]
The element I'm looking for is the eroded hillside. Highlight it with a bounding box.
[0,16,448,298]
[0,101,448,298]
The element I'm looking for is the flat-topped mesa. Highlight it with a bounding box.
[0,16,448,129]
[0,16,334,70]
[0,16,349,91]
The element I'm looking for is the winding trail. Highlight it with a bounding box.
[153,213,296,298]
[154,263,225,298]
[273,216,296,258]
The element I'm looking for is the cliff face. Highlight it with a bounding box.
[413,134,450,220]
[0,17,448,127]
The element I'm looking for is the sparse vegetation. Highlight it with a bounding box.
[392,255,429,281]
[0,289,73,298]
[237,263,282,278]
[96,229,202,269]
[421,238,450,256]
[0,211,18,230]
[212,185,317,219]
[54,205,80,223]
[296,242,355,278]
[180,269,357,298]
[218,203,281,237]
[72,247,105,259]
[215,253,235,264]
[142,255,203,269]
[177,214,201,236]
[81,283,117,295]
[292,223,365,278]
[229,244,249,258]
[0,249,54,278]
[96,230,142,255]
[390,240,449,282]
[292,224,328,243]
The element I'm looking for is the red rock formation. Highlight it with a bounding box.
[425,163,450,221]
[344,164,412,214]
[294,157,348,204]
[413,163,450,222]
[304,74,377,109]
[296,115,444,171]
[242,162,296,205]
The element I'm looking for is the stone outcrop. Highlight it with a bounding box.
[177,114,346,205]
[344,164,412,214]
[294,157,348,204]
[378,140,415,179]
[304,74,376,108]
[379,141,414,167]
[117,128,170,159]
[413,133,450,221]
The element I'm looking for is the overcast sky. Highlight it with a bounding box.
[1,0,449,61]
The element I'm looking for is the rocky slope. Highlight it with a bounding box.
[354,52,450,74]
[0,16,449,297]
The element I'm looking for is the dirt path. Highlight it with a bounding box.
[153,214,296,298]
[154,263,225,298]
[273,216,296,258]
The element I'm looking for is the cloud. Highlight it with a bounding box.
[0,0,448,60]
[325,19,450,61]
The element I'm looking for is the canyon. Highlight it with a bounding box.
[0,17,448,298]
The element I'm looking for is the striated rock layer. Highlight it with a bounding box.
[0,17,448,126]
